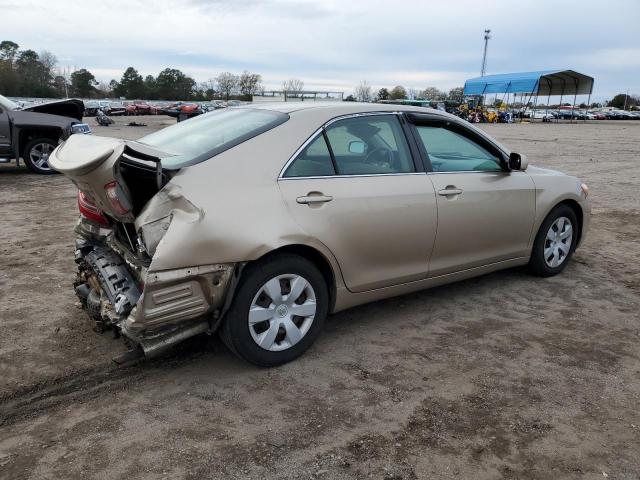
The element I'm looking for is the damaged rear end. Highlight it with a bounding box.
[49,134,237,362]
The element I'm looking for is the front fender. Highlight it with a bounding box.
[530,175,590,248]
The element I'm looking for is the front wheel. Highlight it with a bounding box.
[528,204,578,277]
[23,138,58,174]
[221,254,328,367]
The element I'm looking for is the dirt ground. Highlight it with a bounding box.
[0,115,639,480]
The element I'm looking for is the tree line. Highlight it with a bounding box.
[0,39,263,101]
[349,82,465,103]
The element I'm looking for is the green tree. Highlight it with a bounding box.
[143,75,158,99]
[389,85,407,100]
[376,88,389,101]
[0,40,19,64]
[156,68,196,100]
[70,69,97,98]
[0,41,20,95]
[117,67,144,99]
[16,49,55,97]
[608,93,639,110]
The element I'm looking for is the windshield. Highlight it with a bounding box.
[138,108,289,168]
[0,94,18,111]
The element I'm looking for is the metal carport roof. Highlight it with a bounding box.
[463,70,594,96]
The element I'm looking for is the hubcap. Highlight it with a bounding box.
[29,143,54,171]
[248,274,316,352]
[544,216,573,268]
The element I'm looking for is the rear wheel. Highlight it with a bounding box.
[528,204,578,277]
[23,138,58,174]
[221,254,328,367]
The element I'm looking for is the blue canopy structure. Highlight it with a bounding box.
[464,70,594,97]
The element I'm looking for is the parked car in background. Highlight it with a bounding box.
[0,94,91,174]
[606,110,632,120]
[84,101,100,117]
[49,103,590,366]
[591,111,606,120]
[531,110,555,121]
[104,102,126,116]
[163,102,203,122]
[131,102,155,115]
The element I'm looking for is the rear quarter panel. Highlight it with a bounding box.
[146,109,347,290]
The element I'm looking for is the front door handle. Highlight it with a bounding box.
[437,187,463,196]
[296,193,333,204]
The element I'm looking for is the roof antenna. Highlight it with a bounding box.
[481,29,491,77]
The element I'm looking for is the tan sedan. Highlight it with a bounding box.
[49,103,590,366]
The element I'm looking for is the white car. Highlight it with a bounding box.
[532,110,555,121]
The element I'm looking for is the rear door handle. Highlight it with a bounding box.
[296,194,333,204]
[437,188,463,196]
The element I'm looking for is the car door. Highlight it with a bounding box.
[408,115,535,277]
[0,106,11,156]
[278,113,438,293]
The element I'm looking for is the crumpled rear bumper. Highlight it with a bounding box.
[73,233,236,358]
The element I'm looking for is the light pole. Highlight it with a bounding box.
[481,29,491,77]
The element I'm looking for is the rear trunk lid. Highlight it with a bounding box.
[49,134,174,222]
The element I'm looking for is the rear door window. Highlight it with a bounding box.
[283,134,335,177]
[325,115,415,175]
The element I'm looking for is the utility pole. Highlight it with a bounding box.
[623,89,629,110]
[481,29,491,77]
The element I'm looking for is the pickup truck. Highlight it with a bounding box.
[0,95,91,174]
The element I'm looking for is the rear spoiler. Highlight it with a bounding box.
[51,134,175,187]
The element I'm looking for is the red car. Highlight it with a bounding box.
[123,102,160,116]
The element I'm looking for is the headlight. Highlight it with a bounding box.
[71,123,92,135]
[580,183,589,198]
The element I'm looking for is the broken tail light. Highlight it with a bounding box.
[104,181,132,216]
[78,190,109,226]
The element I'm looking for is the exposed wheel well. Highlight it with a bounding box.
[257,245,337,311]
[556,199,584,246]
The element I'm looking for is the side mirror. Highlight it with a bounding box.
[348,141,366,155]
[508,152,528,171]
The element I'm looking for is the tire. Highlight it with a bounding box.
[23,138,58,174]
[221,254,329,367]
[528,204,578,277]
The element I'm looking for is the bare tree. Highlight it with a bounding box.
[389,85,407,100]
[216,72,239,100]
[39,50,57,72]
[407,87,419,100]
[421,87,445,101]
[239,71,262,97]
[354,81,373,102]
[448,86,464,103]
[283,78,304,99]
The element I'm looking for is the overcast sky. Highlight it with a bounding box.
[2,0,639,100]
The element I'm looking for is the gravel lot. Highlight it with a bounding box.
[1,116,639,480]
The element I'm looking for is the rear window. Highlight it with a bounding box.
[138,108,289,168]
